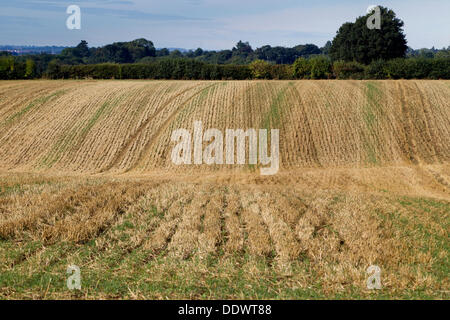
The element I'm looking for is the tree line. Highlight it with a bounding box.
[39,57,450,80]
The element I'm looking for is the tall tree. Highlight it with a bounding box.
[75,40,90,58]
[125,38,156,61]
[330,7,408,64]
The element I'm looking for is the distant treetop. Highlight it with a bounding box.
[330,6,408,64]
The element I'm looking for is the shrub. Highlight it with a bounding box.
[199,64,219,80]
[384,58,434,79]
[408,58,433,79]
[25,59,36,78]
[219,64,251,80]
[333,60,366,79]
[0,57,28,79]
[92,64,121,79]
[249,60,272,79]
[45,60,63,79]
[292,57,311,79]
[384,58,407,79]
[269,64,293,80]
[365,60,387,79]
[429,58,450,79]
[29,57,450,80]
[0,57,15,79]
[310,56,332,79]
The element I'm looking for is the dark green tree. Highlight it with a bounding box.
[75,40,90,58]
[231,41,254,63]
[293,44,321,58]
[156,48,170,57]
[233,41,253,55]
[320,41,332,55]
[330,7,408,64]
[125,38,156,61]
[194,48,204,57]
[170,50,183,58]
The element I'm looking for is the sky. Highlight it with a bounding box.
[0,0,449,50]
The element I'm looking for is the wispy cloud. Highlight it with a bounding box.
[0,15,44,26]
[0,0,448,49]
[83,7,207,21]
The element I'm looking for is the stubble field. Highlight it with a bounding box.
[0,80,448,299]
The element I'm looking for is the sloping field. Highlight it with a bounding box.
[0,80,449,172]
[0,80,448,299]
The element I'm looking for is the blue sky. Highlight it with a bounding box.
[0,0,449,49]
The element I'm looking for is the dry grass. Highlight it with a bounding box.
[0,80,448,172]
[0,171,448,299]
[0,80,448,299]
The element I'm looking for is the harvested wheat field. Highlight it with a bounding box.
[0,80,449,299]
